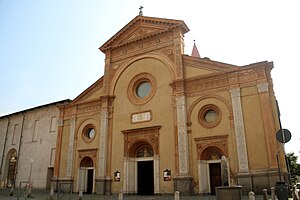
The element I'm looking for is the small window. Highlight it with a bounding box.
[49,116,56,132]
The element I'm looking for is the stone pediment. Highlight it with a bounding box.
[71,77,104,104]
[100,15,189,52]
[119,26,166,46]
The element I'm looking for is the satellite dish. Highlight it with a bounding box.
[276,129,292,144]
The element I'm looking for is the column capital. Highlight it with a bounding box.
[229,87,241,98]
[257,82,269,93]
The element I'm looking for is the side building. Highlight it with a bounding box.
[0,100,70,189]
[52,15,287,195]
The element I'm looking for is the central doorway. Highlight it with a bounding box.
[79,156,94,194]
[209,163,221,195]
[137,160,154,195]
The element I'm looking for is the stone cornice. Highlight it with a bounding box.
[184,61,273,96]
[72,77,104,104]
[183,55,239,72]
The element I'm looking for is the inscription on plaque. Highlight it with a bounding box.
[131,111,151,123]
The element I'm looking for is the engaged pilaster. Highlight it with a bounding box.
[66,117,76,178]
[230,88,249,173]
[257,82,277,169]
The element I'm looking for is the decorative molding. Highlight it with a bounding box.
[183,64,273,97]
[77,103,101,115]
[122,126,161,157]
[194,135,228,160]
[170,79,185,94]
[78,148,98,160]
[100,16,189,52]
[175,42,183,78]
[110,33,173,62]
[185,76,229,94]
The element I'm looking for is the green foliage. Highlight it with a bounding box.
[286,152,300,183]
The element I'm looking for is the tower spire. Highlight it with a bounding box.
[191,40,200,58]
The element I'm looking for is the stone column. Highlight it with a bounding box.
[176,96,189,175]
[122,157,129,194]
[95,109,109,194]
[257,83,277,169]
[230,88,251,192]
[198,160,209,193]
[53,119,64,177]
[153,155,160,194]
[66,117,76,178]
[174,95,193,195]
[230,88,249,172]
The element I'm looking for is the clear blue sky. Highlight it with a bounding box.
[0,0,299,155]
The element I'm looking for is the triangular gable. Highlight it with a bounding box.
[71,76,104,104]
[100,15,189,52]
[183,55,240,73]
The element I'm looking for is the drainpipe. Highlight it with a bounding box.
[0,117,10,188]
[14,112,26,188]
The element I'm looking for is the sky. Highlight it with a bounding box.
[0,1,299,156]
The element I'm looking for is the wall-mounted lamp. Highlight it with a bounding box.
[163,169,171,181]
[114,171,120,182]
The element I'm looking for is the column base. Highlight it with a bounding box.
[173,176,193,195]
[50,177,74,192]
[95,177,112,195]
[236,173,252,195]
[236,170,287,194]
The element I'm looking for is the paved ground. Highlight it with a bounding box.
[0,188,267,200]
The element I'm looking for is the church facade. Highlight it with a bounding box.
[52,15,287,195]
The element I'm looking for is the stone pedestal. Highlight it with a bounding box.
[237,173,252,194]
[95,178,112,195]
[216,186,242,200]
[173,176,193,195]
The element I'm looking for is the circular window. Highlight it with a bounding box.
[82,126,96,143]
[199,105,221,128]
[136,81,151,98]
[204,109,218,123]
[86,128,95,139]
[128,73,156,105]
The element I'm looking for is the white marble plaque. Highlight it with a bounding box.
[131,111,151,123]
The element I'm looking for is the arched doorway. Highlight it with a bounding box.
[198,146,227,195]
[124,141,157,195]
[136,144,154,195]
[122,126,161,195]
[206,151,222,195]
[78,157,94,194]
[4,149,17,188]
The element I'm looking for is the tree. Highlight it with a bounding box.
[286,152,300,183]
